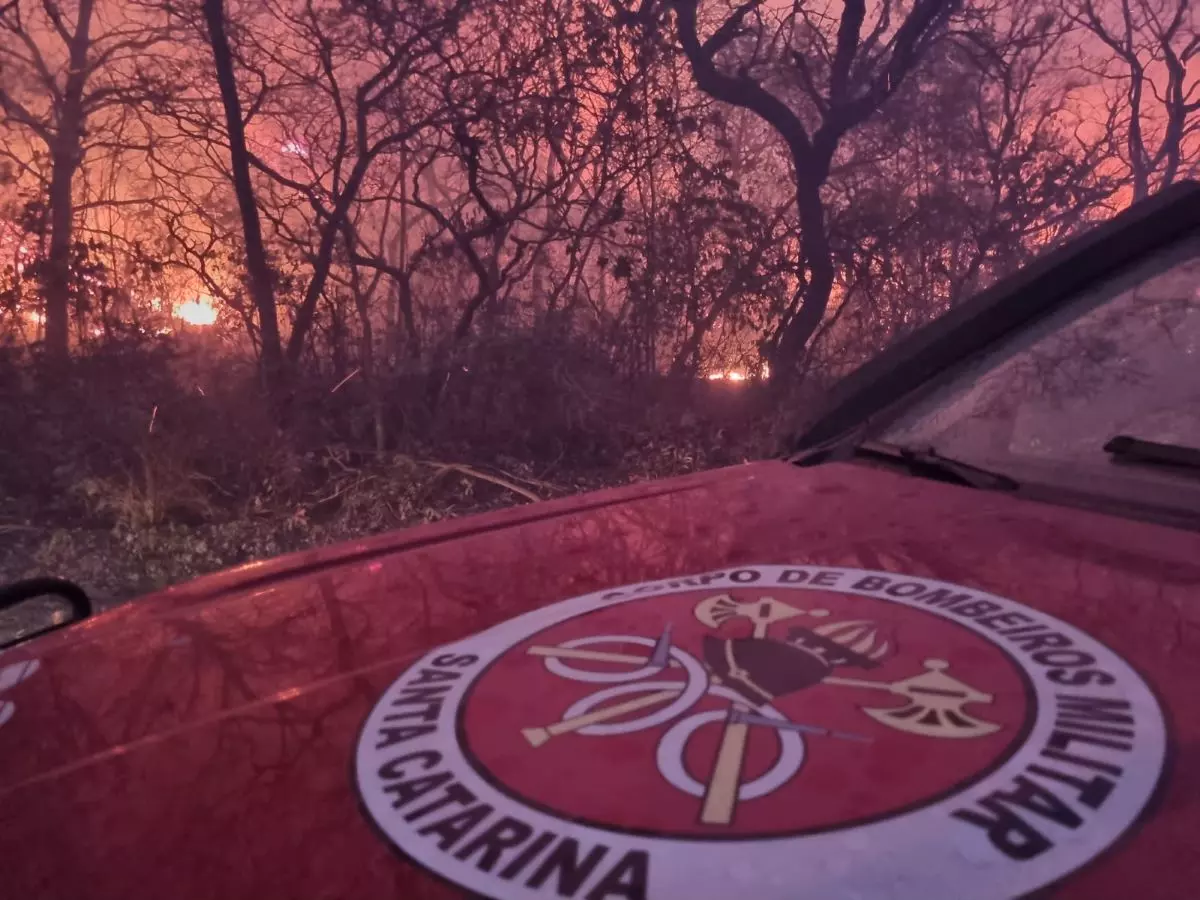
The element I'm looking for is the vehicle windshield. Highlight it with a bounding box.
[877,235,1200,520]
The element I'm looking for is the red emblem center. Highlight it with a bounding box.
[459,587,1033,838]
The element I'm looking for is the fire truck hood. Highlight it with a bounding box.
[1,459,1196,900]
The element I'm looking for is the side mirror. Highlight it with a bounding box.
[0,578,93,649]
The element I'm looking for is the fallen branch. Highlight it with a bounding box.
[431,463,542,503]
[0,523,40,535]
[497,469,569,495]
[329,368,362,394]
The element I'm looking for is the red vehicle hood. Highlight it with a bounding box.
[1,460,1197,899]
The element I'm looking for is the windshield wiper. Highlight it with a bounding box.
[1104,435,1200,472]
[794,440,1019,491]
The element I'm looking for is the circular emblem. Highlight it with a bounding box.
[356,566,1167,900]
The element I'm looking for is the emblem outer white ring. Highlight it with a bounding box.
[355,565,1167,900]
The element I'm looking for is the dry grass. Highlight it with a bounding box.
[0,338,782,612]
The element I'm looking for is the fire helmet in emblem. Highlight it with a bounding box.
[355,565,1167,900]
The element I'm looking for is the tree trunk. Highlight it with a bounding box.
[202,0,284,394]
[286,162,371,366]
[387,147,411,367]
[670,286,716,379]
[397,271,420,359]
[423,344,453,419]
[43,151,79,361]
[41,0,95,363]
[771,179,835,377]
[346,231,386,453]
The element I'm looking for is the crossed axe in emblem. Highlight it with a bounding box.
[523,595,1001,824]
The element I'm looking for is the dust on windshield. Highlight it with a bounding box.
[879,240,1200,516]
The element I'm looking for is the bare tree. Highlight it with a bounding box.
[362,0,653,411]
[754,1,1113,386]
[242,0,475,371]
[0,0,165,360]
[153,0,473,398]
[661,0,961,382]
[1074,0,1200,200]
